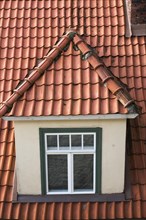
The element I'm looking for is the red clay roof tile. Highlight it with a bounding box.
[1,0,146,219]
[0,31,139,117]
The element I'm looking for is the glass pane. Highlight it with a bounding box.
[47,135,57,150]
[74,154,93,191]
[59,135,69,149]
[71,135,81,148]
[83,134,94,148]
[47,155,68,191]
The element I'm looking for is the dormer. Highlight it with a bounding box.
[0,30,139,202]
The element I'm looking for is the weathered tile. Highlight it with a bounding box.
[0,0,146,219]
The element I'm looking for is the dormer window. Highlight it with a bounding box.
[125,0,146,36]
[40,128,101,195]
[12,117,129,201]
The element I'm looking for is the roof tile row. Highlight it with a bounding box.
[1,31,139,117]
[1,200,146,219]
[1,0,146,219]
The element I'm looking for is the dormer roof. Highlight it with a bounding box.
[0,30,139,117]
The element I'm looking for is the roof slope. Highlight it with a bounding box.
[0,30,139,117]
[0,0,146,219]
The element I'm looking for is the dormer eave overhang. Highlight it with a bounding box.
[3,114,138,121]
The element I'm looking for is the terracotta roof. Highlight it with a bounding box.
[0,30,139,117]
[0,29,76,117]
[0,0,146,219]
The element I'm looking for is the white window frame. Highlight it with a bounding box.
[44,132,96,195]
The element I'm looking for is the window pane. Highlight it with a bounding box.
[47,135,57,150]
[83,134,94,148]
[47,155,68,191]
[71,135,81,148]
[59,135,69,149]
[74,154,93,191]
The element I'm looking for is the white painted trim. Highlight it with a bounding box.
[45,132,96,194]
[3,114,138,121]
[68,154,72,193]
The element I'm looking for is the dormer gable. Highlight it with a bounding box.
[0,30,139,117]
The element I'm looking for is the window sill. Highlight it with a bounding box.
[13,192,130,203]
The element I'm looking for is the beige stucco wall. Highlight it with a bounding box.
[14,119,126,195]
